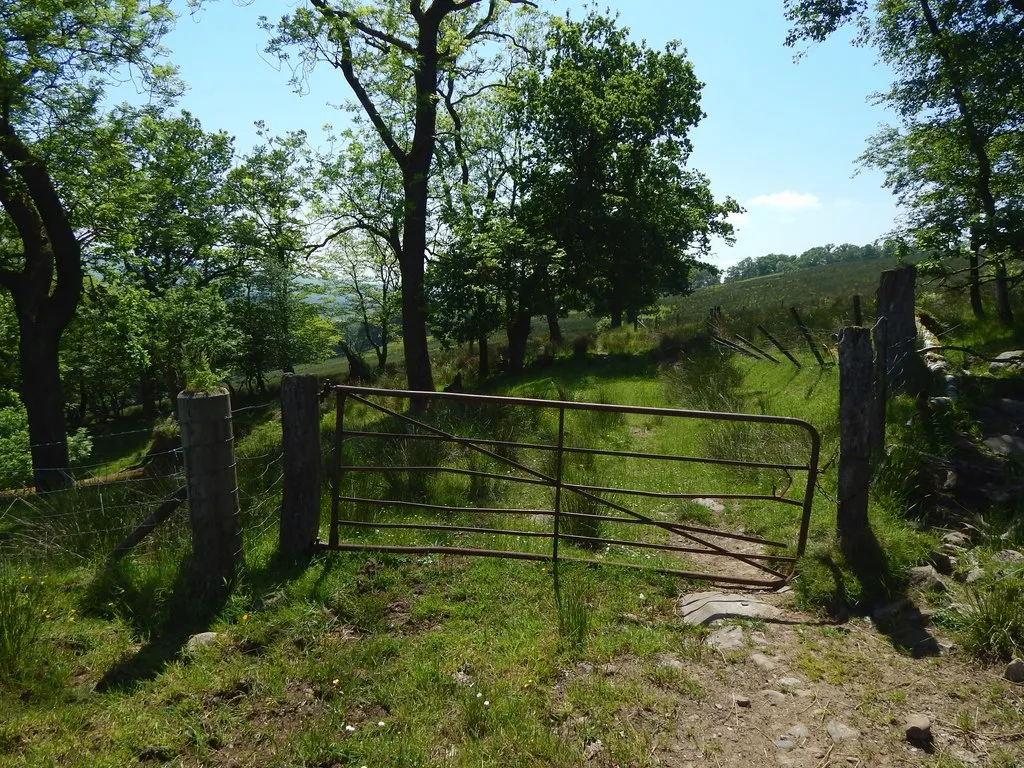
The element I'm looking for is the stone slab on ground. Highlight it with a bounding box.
[677,592,783,626]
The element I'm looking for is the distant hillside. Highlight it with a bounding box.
[666,256,907,328]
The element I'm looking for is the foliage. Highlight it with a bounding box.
[522,10,739,326]
[785,0,1024,323]
[0,389,91,490]
[59,281,151,421]
[151,285,234,397]
[724,242,891,282]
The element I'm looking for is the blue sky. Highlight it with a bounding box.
[162,0,901,268]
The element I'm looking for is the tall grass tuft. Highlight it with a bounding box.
[0,565,44,681]
[555,571,591,651]
[954,575,1024,662]
[560,490,604,548]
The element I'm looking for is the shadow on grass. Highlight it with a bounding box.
[88,549,319,692]
[835,529,940,657]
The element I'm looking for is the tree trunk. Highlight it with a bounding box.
[546,312,563,345]
[140,368,157,418]
[609,308,623,329]
[969,243,985,320]
[994,259,1014,326]
[477,334,489,378]
[18,318,70,491]
[506,310,532,374]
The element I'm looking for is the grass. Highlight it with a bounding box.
[3,258,1024,765]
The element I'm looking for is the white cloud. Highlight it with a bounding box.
[746,190,822,211]
[726,211,749,229]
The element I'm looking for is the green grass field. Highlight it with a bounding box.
[2,257,1022,767]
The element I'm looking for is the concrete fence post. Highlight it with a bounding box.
[279,374,321,559]
[177,388,241,598]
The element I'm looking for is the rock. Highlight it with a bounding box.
[908,565,946,592]
[185,632,220,653]
[930,552,955,575]
[1005,659,1024,683]
[941,531,972,550]
[761,689,786,703]
[657,655,685,672]
[731,694,751,708]
[692,497,726,514]
[774,738,795,751]
[826,720,860,743]
[788,723,810,740]
[905,714,932,742]
[583,740,603,761]
[452,670,474,687]
[996,398,1024,419]
[677,592,784,626]
[983,435,1024,457]
[993,549,1024,565]
[873,598,916,626]
[706,625,745,652]
[989,351,1024,373]
[965,566,986,584]
[777,676,803,688]
[750,652,778,672]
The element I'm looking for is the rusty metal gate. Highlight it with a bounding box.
[318,385,820,588]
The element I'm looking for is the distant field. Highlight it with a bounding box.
[666,257,906,327]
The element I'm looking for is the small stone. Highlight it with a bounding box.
[657,655,685,672]
[775,738,795,751]
[908,565,946,592]
[905,714,932,742]
[751,652,778,672]
[777,676,803,688]
[583,740,603,761]
[965,566,986,584]
[1006,659,1024,683]
[941,531,972,550]
[989,351,1024,373]
[731,694,751,708]
[761,689,786,703]
[788,723,810,740]
[826,720,859,743]
[185,632,220,653]
[930,552,955,575]
[707,625,745,652]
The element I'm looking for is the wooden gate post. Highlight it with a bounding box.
[838,327,873,545]
[178,388,242,598]
[280,374,321,559]
[876,266,923,393]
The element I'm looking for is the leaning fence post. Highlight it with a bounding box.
[790,307,826,367]
[837,327,873,545]
[280,374,321,559]
[177,388,242,598]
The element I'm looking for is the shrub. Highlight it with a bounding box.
[571,333,594,359]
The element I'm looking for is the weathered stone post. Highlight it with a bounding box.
[279,374,321,559]
[876,266,924,393]
[177,388,241,598]
[838,327,873,545]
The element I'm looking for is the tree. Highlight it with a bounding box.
[0,0,184,489]
[94,106,238,408]
[785,0,1024,324]
[333,235,402,372]
[268,0,538,393]
[522,11,738,328]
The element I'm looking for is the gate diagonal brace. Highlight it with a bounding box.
[341,391,790,580]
